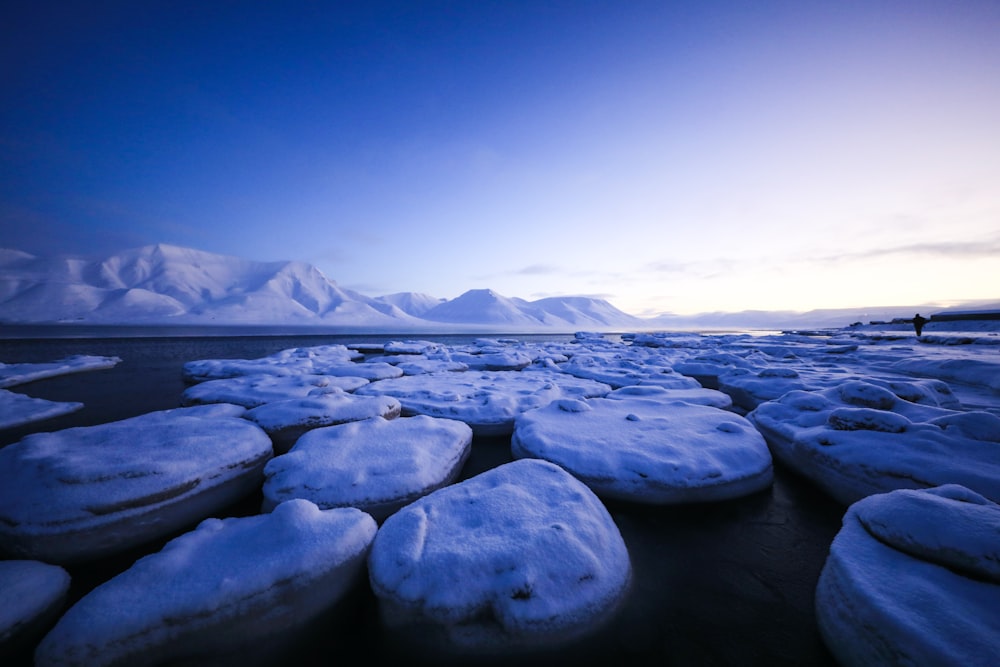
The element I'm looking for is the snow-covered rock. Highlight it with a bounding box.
[262,416,472,520]
[816,485,1000,666]
[0,404,272,563]
[367,459,631,654]
[512,386,773,503]
[35,500,377,667]
[748,380,1000,504]
[243,393,402,454]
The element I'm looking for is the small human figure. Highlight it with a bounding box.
[912,313,928,336]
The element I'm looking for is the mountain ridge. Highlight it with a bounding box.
[0,245,640,331]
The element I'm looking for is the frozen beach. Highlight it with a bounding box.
[1,326,998,665]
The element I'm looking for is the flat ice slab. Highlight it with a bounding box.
[368,458,631,654]
[0,404,273,563]
[354,370,611,436]
[262,415,472,521]
[0,388,83,430]
[512,385,773,503]
[0,355,121,388]
[748,379,1000,504]
[35,500,377,667]
[816,485,1000,666]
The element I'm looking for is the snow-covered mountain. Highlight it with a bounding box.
[0,245,422,328]
[0,245,641,331]
[421,289,643,330]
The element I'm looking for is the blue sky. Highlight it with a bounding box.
[2,1,998,316]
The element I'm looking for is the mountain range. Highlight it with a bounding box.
[0,244,644,331]
[2,244,992,332]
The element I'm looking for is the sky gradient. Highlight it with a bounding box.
[3,1,998,316]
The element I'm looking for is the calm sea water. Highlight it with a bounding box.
[0,330,840,665]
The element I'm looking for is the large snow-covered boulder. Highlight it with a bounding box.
[181,373,369,408]
[244,392,402,454]
[368,459,631,655]
[815,485,1000,665]
[512,386,773,503]
[354,370,611,436]
[262,416,472,521]
[0,405,273,563]
[35,500,377,667]
[748,379,1000,504]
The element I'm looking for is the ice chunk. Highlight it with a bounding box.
[262,415,472,521]
[368,459,631,654]
[35,501,376,667]
[0,406,273,563]
[513,387,772,503]
[816,485,1000,665]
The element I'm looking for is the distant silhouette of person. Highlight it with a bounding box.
[912,313,928,336]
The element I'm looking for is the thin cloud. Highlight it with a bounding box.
[817,237,1000,264]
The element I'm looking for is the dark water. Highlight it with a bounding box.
[0,333,842,666]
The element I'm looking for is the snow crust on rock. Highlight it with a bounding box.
[35,500,377,667]
[181,373,368,408]
[513,386,773,503]
[815,485,1000,666]
[748,380,1000,504]
[0,405,272,563]
[368,458,631,652]
[354,370,611,436]
[262,415,472,520]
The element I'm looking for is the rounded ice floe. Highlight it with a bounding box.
[368,458,631,654]
[35,500,376,667]
[748,379,1000,505]
[396,358,469,375]
[718,367,811,411]
[354,370,611,436]
[0,560,70,650]
[181,373,369,408]
[512,388,773,503]
[815,485,1000,666]
[631,383,733,409]
[244,392,402,454]
[448,349,533,371]
[0,405,273,563]
[560,354,700,390]
[262,416,473,520]
[673,352,759,389]
[181,344,362,383]
[310,361,404,381]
